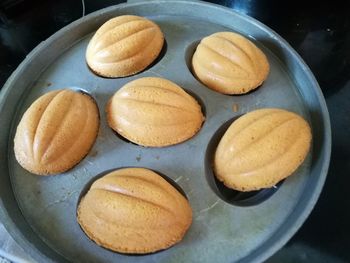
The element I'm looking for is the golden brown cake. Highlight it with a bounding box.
[106,77,205,147]
[192,32,270,94]
[86,15,164,77]
[14,89,99,175]
[77,167,192,254]
[214,108,312,191]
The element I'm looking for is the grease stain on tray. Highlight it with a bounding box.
[89,149,98,157]
[232,103,239,112]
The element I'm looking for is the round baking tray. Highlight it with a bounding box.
[0,1,331,262]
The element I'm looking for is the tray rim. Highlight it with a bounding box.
[0,1,332,262]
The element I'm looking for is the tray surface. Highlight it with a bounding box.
[0,1,331,263]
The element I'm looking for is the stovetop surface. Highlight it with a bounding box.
[0,0,349,262]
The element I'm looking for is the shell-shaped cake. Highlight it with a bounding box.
[77,167,192,254]
[86,15,164,77]
[192,32,270,94]
[214,108,312,191]
[107,77,205,147]
[14,89,99,175]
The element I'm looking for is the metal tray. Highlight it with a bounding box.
[0,1,331,262]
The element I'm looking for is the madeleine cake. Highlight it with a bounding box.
[14,89,99,175]
[77,167,192,254]
[214,108,312,191]
[106,77,205,147]
[192,31,270,94]
[86,15,164,77]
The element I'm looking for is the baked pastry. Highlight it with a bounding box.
[106,77,205,147]
[14,89,99,175]
[192,32,269,94]
[77,167,192,254]
[86,15,164,77]
[214,108,312,191]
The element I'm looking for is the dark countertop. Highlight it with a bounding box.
[1,0,349,262]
